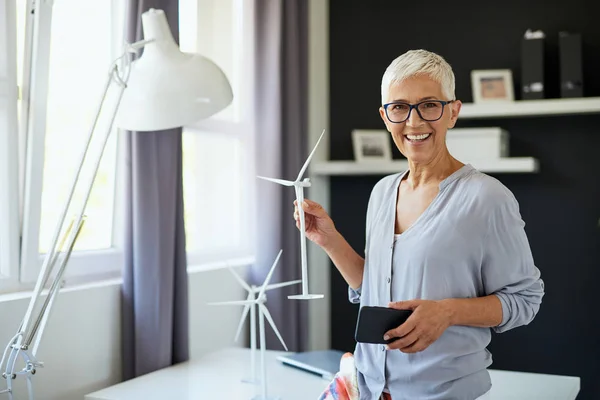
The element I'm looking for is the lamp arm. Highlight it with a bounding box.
[1,35,156,397]
[17,67,118,345]
[28,216,86,354]
[22,63,129,350]
[1,49,132,398]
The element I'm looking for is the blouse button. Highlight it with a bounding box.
[387,277,391,284]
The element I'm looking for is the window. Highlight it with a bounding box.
[0,0,21,291]
[1,0,254,292]
[19,0,126,284]
[179,0,256,265]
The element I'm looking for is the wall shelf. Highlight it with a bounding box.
[459,97,600,119]
[311,158,539,176]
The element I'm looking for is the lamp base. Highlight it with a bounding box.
[288,294,324,300]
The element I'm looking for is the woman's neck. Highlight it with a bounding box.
[405,151,463,189]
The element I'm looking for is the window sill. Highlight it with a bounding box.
[0,256,256,304]
[187,255,255,274]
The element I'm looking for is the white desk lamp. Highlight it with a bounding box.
[0,8,232,400]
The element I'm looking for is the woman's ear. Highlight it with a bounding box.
[447,100,462,129]
[379,106,391,131]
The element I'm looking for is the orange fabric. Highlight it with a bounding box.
[319,353,391,400]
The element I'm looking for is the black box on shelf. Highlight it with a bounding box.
[521,35,545,100]
[559,32,584,98]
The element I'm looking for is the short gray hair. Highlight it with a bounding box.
[380,49,455,104]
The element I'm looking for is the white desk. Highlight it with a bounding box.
[85,347,580,400]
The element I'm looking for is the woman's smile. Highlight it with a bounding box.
[403,132,432,145]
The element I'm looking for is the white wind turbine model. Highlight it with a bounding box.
[257,129,326,300]
[223,258,300,385]
[208,250,295,400]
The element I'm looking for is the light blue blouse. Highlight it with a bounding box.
[349,164,544,400]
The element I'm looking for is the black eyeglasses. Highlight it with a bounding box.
[383,100,455,123]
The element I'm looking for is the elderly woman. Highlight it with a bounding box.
[294,49,544,400]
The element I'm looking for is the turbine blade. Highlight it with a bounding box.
[260,304,288,351]
[228,267,252,293]
[207,300,256,306]
[257,250,283,300]
[296,129,326,181]
[257,176,295,186]
[256,280,302,292]
[234,304,251,343]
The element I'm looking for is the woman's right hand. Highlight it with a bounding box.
[293,199,338,249]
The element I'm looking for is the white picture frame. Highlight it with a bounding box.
[351,130,392,162]
[471,69,515,103]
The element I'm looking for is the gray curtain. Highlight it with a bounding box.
[121,0,189,380]
[252,0,310,352]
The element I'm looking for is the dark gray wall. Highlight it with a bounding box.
[328,0,600,398]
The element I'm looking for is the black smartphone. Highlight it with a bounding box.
[354,306,412,344]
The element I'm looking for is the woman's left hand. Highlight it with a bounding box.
[384,299,453,353]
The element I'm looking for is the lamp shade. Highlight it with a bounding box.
[116,8,233,131]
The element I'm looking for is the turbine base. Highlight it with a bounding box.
[288,294,324,300]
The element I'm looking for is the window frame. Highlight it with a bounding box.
[0,0,22,292]
[19,0,126,285]
[182,0,257,267]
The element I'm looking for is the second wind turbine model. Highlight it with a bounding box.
[257,129,326,300]
[224,259,300,384]
[209,250,294,400]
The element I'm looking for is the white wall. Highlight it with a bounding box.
[0,267,247,400]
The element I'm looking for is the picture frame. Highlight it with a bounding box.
[470,69,515,103]
[351,130,392,162]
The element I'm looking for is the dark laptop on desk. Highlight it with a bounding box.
[277,350,345,381]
